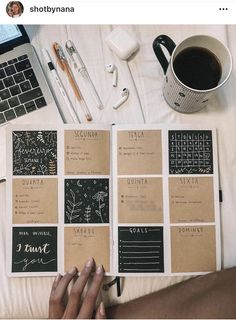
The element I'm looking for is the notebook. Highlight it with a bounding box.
[6,123,221,277]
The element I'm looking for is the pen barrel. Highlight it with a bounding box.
[70,47,103,110]
[80,69,104,110]
[63,62,92,121]
[64,62,82,101]
[79,97,93,122]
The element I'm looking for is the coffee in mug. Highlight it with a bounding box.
[173,47,222,90]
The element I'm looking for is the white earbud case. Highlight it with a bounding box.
[105,27,140,60]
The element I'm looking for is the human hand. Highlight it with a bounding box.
[49,258,106,319]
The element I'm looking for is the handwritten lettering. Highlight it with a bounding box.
[32,231,51,236]
[22,179,44,186]
[74,131,98,138]
[178,227,203,233]
[16,147,53,159]
[74,227,95,235]
[180,178,199,185]
[14,257,56,271]
[129,227,148,234]
[15,243,51,254]
[128,131,144,140]
[18,232,29,236]
[127,178,148,185]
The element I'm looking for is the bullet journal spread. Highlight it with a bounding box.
[6,124,221,277]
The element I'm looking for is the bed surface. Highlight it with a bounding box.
[0,25,236,318]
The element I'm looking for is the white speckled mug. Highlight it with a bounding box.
[153,35,232,113]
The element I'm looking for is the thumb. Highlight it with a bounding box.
[95,302,106,319]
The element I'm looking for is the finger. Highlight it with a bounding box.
[95,302,106,319]
[50,267,78,305]
[49,273,62,307]
[49,272,69,319]
[63,257,95,319]
[49,273,62,318]
[77,264,104,319]
[50,273,62,297]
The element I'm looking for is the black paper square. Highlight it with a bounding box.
[169,130,213,174]
[12,227,57,273]
[118,226,164,273]
[12,130,57,175]
[64,178,109,224]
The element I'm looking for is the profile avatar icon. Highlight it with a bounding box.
[6,1,24,18]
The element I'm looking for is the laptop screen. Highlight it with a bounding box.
[0,25,29,54]
[0,25,22,45]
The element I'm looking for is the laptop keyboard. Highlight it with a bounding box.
[0,54,47,124]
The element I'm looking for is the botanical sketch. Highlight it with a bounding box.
[64,179,109,224]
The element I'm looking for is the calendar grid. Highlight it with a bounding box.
[169,130,213,174]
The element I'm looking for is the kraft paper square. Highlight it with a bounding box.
[117,130,162,175]
[64,130,110,175]
[171,225,216,273]
[12,178,58,224]
[118,177,163,223]
[169,177,215,223]
[64,226,110,272]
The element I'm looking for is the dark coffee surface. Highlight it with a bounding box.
[173,47,222,90]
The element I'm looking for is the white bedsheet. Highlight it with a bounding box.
[0,25,236,318]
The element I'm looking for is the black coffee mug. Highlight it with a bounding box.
[152,34,232,113]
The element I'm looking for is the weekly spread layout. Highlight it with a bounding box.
[6,124,221,277]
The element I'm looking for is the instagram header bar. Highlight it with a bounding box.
[0,1,235,24]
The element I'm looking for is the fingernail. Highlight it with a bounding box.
[86,257,94,268]
[68,266,77,274]
[99,301,105,316]
[96,264,104,274]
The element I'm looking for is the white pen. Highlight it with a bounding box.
[65,40,104,110]
[42,48,80,123]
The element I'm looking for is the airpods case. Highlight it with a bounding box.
[105,27,140,60]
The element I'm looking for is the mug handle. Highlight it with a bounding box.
[153,35,176,74]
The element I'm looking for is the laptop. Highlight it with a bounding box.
[0,24,62,177]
